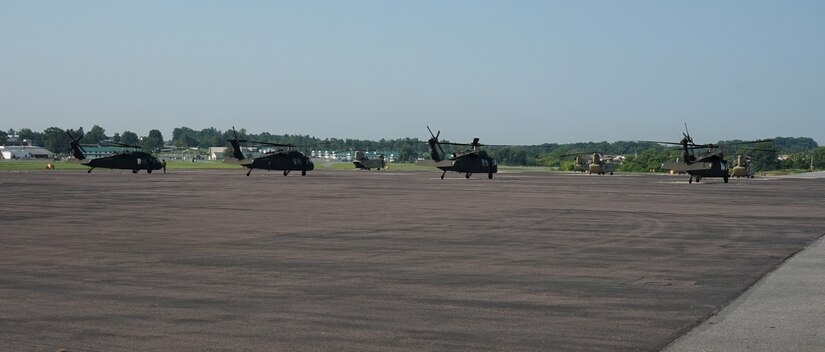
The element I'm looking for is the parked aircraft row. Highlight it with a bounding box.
[65,125,773,184]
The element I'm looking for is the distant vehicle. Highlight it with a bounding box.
[417,126,498,179]
[730,154,755,178]
[563,152,615,175]
[353,151,386,170]
[730,147,775,178]
[224,127,314,176]
[648,124,772,183]
[566,154,588,173]
[67,132,166,174]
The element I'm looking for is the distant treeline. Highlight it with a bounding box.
[3,126,824,171]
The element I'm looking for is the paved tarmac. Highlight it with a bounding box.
[0,170,823,351]
[665,235,825,352]
[774,171,825,179]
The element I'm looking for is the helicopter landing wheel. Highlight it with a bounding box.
[610,172,613,175]
[301,170,306,176]
[488,173,493,179]
[465,173,471,179]
[689,177,693,184]
[283,170,290,176]
[441,171,446,179]
[132,169,138,174]
[724,176,729,183]
[147,169,152,174]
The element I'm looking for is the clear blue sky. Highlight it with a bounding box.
[2,0,823,145]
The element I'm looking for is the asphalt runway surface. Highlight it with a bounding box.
[1,169,823,351]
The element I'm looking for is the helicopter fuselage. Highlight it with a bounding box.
[731,155,754,178]
[353,152,386,170]
[663,153,729,183]
[436,151,497,178]
[588,162,615,175]
[242,150,314,175]
[76,152,165,173]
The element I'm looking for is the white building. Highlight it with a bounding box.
[0,146,55,160]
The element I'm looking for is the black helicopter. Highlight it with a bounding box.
[417,126,498,179]
[649,125,772,183]
[224,127,314,176]
[67,132,166,173]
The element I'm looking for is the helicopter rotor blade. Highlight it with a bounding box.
[104,141,142,149]
[246,140,296,148]
[642,140,684,146]
[723,139,774,146]
[737,147,777,152]
[66,131,88,153]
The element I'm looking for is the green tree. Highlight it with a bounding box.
[747,142,779,171]
[0,130,7,144]
[399,144,416,162]
[772,137,818,154]
[121,131,139,146]
[43,127,82,154]
[172,127,197,147]
[812,147,825,169]
[141,129,165,150]
[85,125,108,143]
[17,128,44,146]
[112,133,121,143]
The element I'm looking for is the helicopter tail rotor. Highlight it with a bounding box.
[66,131,87,160]
[427,126,440,140]
[426,126,445,160]
[227,126,246,160]
[683,122,694,144]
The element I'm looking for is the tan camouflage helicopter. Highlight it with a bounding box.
[567,154,588,173]
[729,147,776,178]
[352,150,387,170]
[730,154,755,178]
[562,152,616,175]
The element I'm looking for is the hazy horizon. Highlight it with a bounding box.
[2,1,823,145]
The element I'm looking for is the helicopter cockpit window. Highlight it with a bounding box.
[136,158,142,165]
